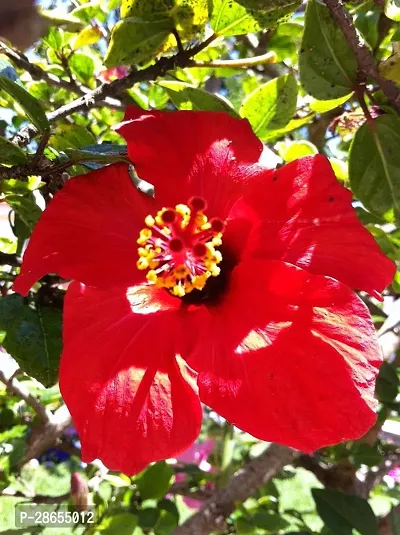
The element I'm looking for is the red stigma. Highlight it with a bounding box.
[210,218,225,233]
[193,243,207,258]
[189,196,207,212]
[161,209,176,224]
[169,238,184,252]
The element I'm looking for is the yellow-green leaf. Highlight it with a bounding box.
[309,93,353,113]
[104,17,172,67]
[72,26,102,49]
[240,73,298,139]
[210,0,300,36]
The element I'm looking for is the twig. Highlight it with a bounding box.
[0,369,51,424]
[171,444,298,535]
[12,33,218,147]
[322,0,400,114]
[0,40,85,95]
[31,132,50,169]
[191,51,277,69]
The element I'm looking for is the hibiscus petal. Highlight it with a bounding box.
[184,259,382,452]
[228,155,395,298]
[60,282,202,474]
[14,163,155,295]
[116,108,263,217]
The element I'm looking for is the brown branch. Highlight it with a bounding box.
[322,0,400,114]
[12,33,218,147]
[171,444,298,535]
[20,404,72,466]
[0,368,51,424]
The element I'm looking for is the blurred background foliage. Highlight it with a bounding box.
[0,0,399,534]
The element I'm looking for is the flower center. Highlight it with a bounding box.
[136,197,225,298]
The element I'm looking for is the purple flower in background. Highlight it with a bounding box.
[175,439,215,509]
[388,466,400,483]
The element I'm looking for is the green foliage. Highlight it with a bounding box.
[299,0,357,99]
[312,489,378,535]
[349,115,400,220]
[0,296,62,387]
[136,462,174,500]
[240,73,298,139]
[0,137,28,166]
[210,0,301,36]
[0,76,50,133]
[159,80,239,114]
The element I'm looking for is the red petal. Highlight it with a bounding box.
[184,259,381,452]
[116,108,263,218]
[14,163,154,295]
[60,282,202,475]
[227,155,395,297]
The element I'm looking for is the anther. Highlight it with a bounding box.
[137,200,225,297]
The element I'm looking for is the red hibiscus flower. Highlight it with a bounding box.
[14,108,395,475]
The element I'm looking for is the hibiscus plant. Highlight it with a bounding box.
[0,0,399,534]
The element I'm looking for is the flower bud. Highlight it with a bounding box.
[70,472,88,511]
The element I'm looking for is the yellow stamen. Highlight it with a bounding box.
[136,201,224,297]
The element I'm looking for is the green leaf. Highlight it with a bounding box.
[312,488,378,535]
[122,0,208,38]
[65,143,129,163]
[154,510,178,535]
[138,508,160,530]
[376,361,399,403]
[2,179,42,232]
[50,124,96,151]
[210,0,300,36]
[40,9,85,31]
[104,17,172,67]
[309,93,353,113]
[240,73,297,139]
[349,115,400,219]
[42,27,64,51]
[98,513,138,535]
[0,76,49,133]
[69,54,95,85]
[385,0,400,21]
[1,302,62,387]
[159,81,239,115]
[71,0,107,23]
[252,512,290,531]
[0,294,24,331]
[136,462,174,500]
[299,0,357,99]
[0,137,28,165]
[263,114,315,141]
